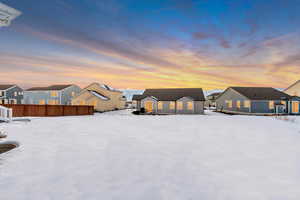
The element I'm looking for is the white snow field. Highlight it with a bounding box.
[1,110,300,200]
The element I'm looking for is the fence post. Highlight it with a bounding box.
[8,108,13,122]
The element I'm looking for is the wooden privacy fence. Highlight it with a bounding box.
[2,104,94,117]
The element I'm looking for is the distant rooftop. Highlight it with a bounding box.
[27,85,73,91]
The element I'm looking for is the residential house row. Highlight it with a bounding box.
[133,80,300,115]
[0,83,126,112]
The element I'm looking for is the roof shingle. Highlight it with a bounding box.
[0,84,15,90]
[27,85,73,91]
[138,88,205,101]
[230,87,291,100]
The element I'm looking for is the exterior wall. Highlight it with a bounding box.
[285,82,300,96]
[141,97,158,112]
[176,97,197,114]
[85,83,126,110]
[139,97,204,114]
[216,88,250,113]
[24,90,62,105]
[0,86,23,104]
[194,101,205,114]
[250,100,286,114]
[61,85,81,105]
[71,83,126,112]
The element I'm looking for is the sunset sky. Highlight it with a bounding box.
[1,0,300,90]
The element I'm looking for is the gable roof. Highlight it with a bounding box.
[285,80,300,91]
[0,84,16,90]
[27,84,73,91]
[88,90,110,100]
[139,88,205,101]
[229,87,291,100]
[206,92,222,98]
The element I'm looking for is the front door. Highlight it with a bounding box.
[292,101,299,113]
[144,101,153,112]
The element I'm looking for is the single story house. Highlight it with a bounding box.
[23,84,81,105]
[134,88,205,114]
[216,87,300,115]
[0,84,23,104]
[71,83,126,112]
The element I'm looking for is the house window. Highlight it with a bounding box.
[80,100,86,105]
[269,101,274,109]
[292,101,299,113]
[0,91,4,97]
[225,100,232,108]
[169,102,175,110]
[48,100,58,105]
[71,91,75,97]
[51,91,58,97]
[187,101,194,110]
[93,100,97,107]
[158,101,163,110]
[177,102,183,110]
[145,101,153,112]
[10,99,17,104]
[237,100,241,108]
[14,91,17,96]
[243,100,250,108]
[39,100,46,105]
[281,101,286,106]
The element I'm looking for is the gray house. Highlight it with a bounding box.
[0,84,23,104]
[216,87,299,115]
[24,84,81,105]
[134,88,205,114]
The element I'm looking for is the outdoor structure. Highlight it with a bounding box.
[0,105,12,122]
[0,84,23,104]
[23,84,81,105]
[284,80,300,97]
[134,88,205,114]
[132,94,143,109]
[205,92,222,108]
[71,83,126,112]
[0,2,21,27]
[216,87,300,115]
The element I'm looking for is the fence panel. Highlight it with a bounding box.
[1,104,94,117]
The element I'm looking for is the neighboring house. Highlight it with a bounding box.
[135,88,205,114]
[24,84,81,105]
[71,83,126,112]
[132,94,143,109]
[205,92,222,107]
[284,80,300,97]
[0,84,23,104]
[216,87,300,115]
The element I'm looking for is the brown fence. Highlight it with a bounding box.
[2,104,94,117]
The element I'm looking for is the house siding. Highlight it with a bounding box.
[216,88,250,113]
[139,97,204,114]
[61,85,81,105]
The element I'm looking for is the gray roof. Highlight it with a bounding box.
[27,84,73,91]
[132,94,143,100]
[0,84,15,90]
[230,87,291,100]
[138,88,205,101]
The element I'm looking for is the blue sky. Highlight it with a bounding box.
[1,0,300,89]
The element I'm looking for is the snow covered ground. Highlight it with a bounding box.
[1,110,300,200]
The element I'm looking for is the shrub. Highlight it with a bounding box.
[132,110,140,115]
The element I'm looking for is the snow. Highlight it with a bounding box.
[1,110,300,200]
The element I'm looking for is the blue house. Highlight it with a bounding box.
[23,84,81,105]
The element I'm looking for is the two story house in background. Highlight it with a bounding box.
[216,87,300,115]
[23,84,81,105]
[134,88,205,114]
[0,84,23,104]
[71,83,126,112]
